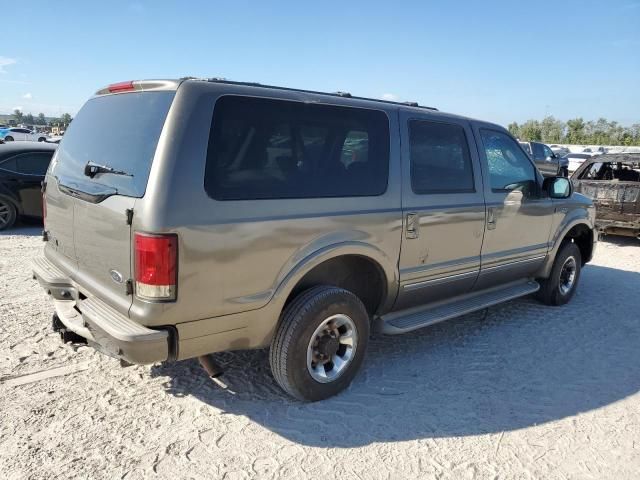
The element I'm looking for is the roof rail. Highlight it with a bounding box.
[199,78,438,111]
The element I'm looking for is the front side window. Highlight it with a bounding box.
[543,145,554,158]
[205,96,389,200]
[409,120,474,194]
[480,129,537,195]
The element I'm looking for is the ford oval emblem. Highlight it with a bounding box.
[109,269,124,284]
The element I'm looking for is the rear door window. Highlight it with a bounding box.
[52,92,175,198]
[205,96,390,200]
[531,142,545,160]
[409,120,474,194]
[0,152,52,175]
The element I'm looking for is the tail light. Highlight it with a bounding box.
[108,81,135,93]
[134,233,177,300]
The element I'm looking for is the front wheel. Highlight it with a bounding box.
[270,286,370,401]
[38,137,46,142]
[0,198,17,230]
[537,241,582,306]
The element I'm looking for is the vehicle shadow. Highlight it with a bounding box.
[0,220,41,237]
[151,264,640,447]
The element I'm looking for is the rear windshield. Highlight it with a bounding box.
[52,91,175,198]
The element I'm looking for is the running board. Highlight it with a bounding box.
[377,280,540,335]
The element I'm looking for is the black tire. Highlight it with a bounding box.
[38,137,46,142]
[537,241,582,306]
[4,136,14,142]
[0,198,17,230]
[269,285,370,401]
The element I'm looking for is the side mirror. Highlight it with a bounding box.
[543,176,572,199]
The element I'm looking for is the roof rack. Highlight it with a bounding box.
[199,78,438,111]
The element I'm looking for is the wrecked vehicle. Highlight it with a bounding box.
[572,153,640,239]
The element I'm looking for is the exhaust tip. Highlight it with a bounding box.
[198,355,224,378]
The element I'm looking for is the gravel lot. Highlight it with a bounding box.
[1,225,639,480]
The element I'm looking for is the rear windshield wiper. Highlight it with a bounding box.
[84,161,133,179]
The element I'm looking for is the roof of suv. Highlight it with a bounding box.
[95,78,504,130]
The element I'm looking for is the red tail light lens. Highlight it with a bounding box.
[108,81,135,93]
[134,233,177,300]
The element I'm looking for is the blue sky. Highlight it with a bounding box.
[1,0,638,126]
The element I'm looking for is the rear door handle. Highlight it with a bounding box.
[406,213,419,239]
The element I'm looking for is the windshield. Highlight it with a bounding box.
[51,91,175,198]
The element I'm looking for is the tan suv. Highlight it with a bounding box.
[33,78,597,401]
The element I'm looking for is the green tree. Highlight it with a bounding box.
[540,116,565,143]
[60,113,72,126]
[565,118,586,144]
[24,113,35,125]
[519,120,542,141]
[37,113,46,125]
[507,122,520,138]
[13,109,23,124]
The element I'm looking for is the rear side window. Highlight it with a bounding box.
[0,152,53,175]
[531,142,545,160]
[205,96,389,200]
[52,92,175,198]
[409,120,474,194]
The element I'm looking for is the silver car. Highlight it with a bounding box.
[33,79,597,401]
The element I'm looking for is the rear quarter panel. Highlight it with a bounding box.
[130,82,403,328]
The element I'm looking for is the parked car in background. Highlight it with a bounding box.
[582,147,606,155]
[32,78,596,401]
[0,142,57,230]
[572,153,640,239]
[564,153,593,173]
[0,127,49,143]
[550,145,570,158]
[519,141,568,176]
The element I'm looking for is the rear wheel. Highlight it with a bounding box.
[0,198,17,230]
[537,241,582,306]
[38,137,46,142]
[4,136,14,142]
[270,285,370,401]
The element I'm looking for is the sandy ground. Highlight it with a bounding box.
[1,225,639,480]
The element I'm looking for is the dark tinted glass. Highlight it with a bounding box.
[480,130,536,194]
[0,157,18,172]
[16,152,53,175]
[532,142,545,159]
[409,120,474,194]
[52,92,175,198]
[205,96,389,200]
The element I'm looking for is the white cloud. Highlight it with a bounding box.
[22,93,32,100]
[0,56,17,74]
[381,93,398,101]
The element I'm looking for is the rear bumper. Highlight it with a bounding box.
[32,256,170,364]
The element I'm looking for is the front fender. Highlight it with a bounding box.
[538,200,595,278]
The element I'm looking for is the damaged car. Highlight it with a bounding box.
[572,153,640,239]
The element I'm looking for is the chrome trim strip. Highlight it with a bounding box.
[404,270,479,291]
[481,255,546,273]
